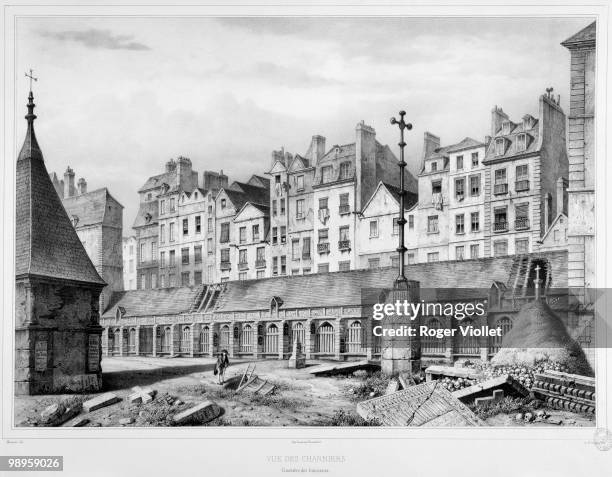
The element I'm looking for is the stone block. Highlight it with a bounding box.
[385,378,400,395]
[83,392,121,412]
[128,387,156,404]
[71,416,90,427]
[493,389,504,401]
[474,396,494,406]
[172,401,221,425]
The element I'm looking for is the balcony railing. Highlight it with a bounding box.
[255,259,266,269]
[515,217,530,230]
[515,179,530,192]
[317,242,330,254]
[238,262,249,271]
[338,240,351,251]
[220,261,231,271]
[493,221,508,232]
[494,183,508,195]
[339,204,351,215]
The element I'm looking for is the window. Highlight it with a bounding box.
[160,200,166,215]
[207,238,213,255]
[257,270,265,279]
[194,271,202,285]
[151,242,157,261]
[338,261,351,272]
[220,223,230,243]
[275,174,281,184]
[495,138,505,156]
[456,155,463,169]
[517,133,527,152]
[339,193,350,214]
[239,272,247,281]
[494,240,508,256]
[272,227,278,245]
[455,214,465,234]
[183,218,188,236]
[369,220,378,238]
[427,252,439,262]
[431,161,438,172]
[272,200,278,216]
[169,198,176,212]
[296,175,304,191]
[292,239,300,260]
[470,175,480,196]
[220,248,230,263]
[256,246,265,264]
[140,274,146,289]
[221,199,226,209]
[494,168,508,195]
[280,198,286,216]
[393,217,399,235]
[207,218,213,233]
[195,216,201,234]
[428,215,439,233]
[515,203,529,230]
[208,205,213,214]
[272,256,278,275]
[194,245,202,263]
[408,215,414,229]
[182,248,189,265]
[168,273,176,287]
[169,250,176,266]
[516,238,529,254]
[140,243,146,263]
[318,228,329,243]
[169,223,175,242]
[181,272,190,287]
[321,165,333,183]
[303,268,311,274]
[368,258,380,269]
[456,246,464,260]
[470,244,479,258]
[455,178,465,199]
[407,253,415,264]
[239,226,247,244]
[319,197,328,210]
[160,252,165,267]
[302,237,311,259]
[471,212,480,232]
[432,180,442,194]
[280,226,287,243]
[296,199,304,218]
[318,263,329,273]
[159,276,164,289]
[252,224,260,241]
[471,152,479,167]
[280,256,287,275]
[339,226,349,242]
[239,249,247,265]
[339,162,351,180]
[516,165,529,192]
[494,207,508,231]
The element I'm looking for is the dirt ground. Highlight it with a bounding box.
[13,357,595,428]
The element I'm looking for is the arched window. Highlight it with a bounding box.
[346,321,363,353]
[240,324,254,353]
[200,326,210,353]
[315,321,335,354]
[220,325,231,350]
[180,326,191,353]
[291,322,305,349]
[270,297,283,315]
[161,326,172,354]
[265,323,279,354]
[422,318,445,354]
[128,328,136,354]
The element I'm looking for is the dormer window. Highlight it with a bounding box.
[501,121,512,135]
[432,180,442,195]
[523,115,535,130]
[431,161,438,172]
[517,133,528,152]
[221,199,226,209]
[495,138,506,156]
[339,161,351,180]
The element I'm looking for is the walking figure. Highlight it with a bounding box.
[214,349,230,384]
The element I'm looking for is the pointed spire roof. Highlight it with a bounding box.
[15,91,106,285]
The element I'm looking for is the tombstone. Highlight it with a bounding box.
[172,401,221,425]
[287,338,306,369]
[83,392,121,412]
[128,386,156,404]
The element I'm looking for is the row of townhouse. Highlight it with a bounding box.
[129,90,569,290]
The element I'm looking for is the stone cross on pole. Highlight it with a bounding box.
[25,69,37,92]
[381,111,421,378]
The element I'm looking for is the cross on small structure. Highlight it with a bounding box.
[25,68,37,91]
[128,386,156,404]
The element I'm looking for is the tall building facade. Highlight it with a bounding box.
[122,235,137,290]
[562,21,596,289]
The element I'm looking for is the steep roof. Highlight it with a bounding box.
[132,200,159,228]
[483,117,540,162]
[15,93,105,285]
[62,188,123,228]
[138,171,174,193]
[561,21,596,48]
[225,182,269,210]
[382,182,419,209]
[444,137,485,154]
[102,286,203,318]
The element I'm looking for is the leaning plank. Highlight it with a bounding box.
[83,393,121,413]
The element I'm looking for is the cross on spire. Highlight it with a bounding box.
[25,69,37,92]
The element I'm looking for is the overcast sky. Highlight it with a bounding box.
[15,16,592,230]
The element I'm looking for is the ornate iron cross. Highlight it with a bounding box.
[25,69,37,91]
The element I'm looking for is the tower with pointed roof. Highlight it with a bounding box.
[15,89,105,394]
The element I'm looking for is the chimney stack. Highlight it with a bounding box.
[63,166,76,198]
[309,135,326,163]
[422,132,440,162]
[77,177,87,195]
[491,105,509,136]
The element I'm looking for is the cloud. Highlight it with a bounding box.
[40,28,150,51]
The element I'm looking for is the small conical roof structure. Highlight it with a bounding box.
[15,91,105,285]
[491,300,592,376]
